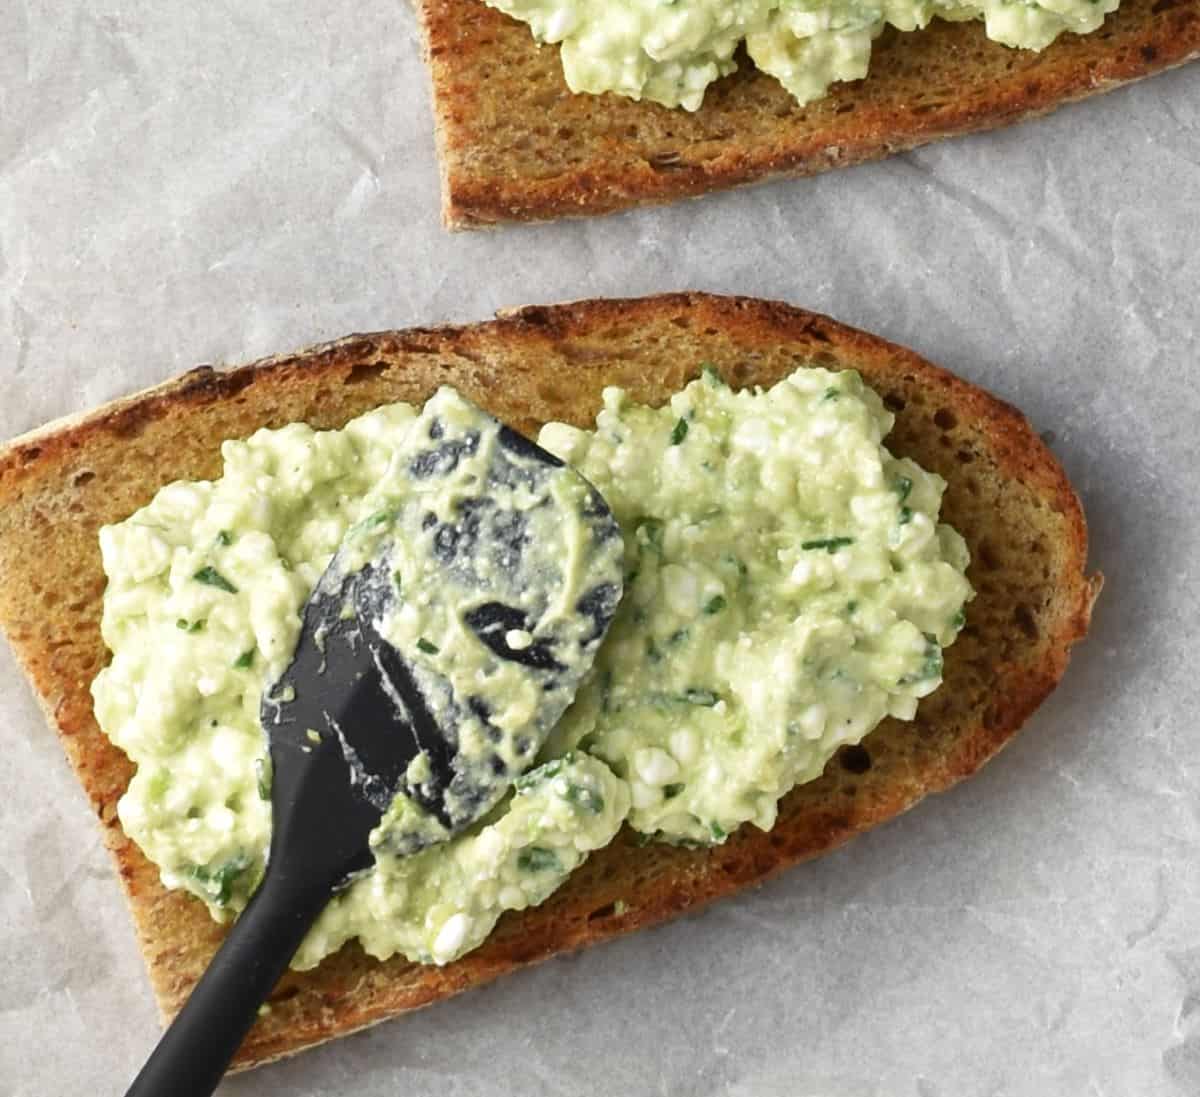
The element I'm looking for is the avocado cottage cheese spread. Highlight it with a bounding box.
[93,366,971,969]
[483,0,1122,110]
[538,367,971,844]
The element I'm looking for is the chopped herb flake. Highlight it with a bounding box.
[193,566,237,594]
[701,363,725,387]
[216,530,234,546]
[952,609,967,630]
[176,618,205,633]
[417,638,439,655]
[704,595,727,614]
[663,783,685,800]
[255,757,271,801]
[637,517,664,554]
[899,506,913,526]
[599,668,614,714]
[565,784,605,814]
[646,688,721,709]
[709,821,727,841]
[515,757,567,792]
[234,648,255,669]
[900,636,944,685]
[670,418,689,445]
[517,847,561,873]
[188,853,253,906]
[801,537,854,553]
[894,476,914,503]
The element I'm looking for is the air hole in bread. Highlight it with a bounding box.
[934,408,958,430]
[1013,604,1039,640]
[977,540,1001,571]
[838,744,872,774]
[587,902,617,922]
[109,414,149,441]
[344,361,387,386]
[536,381,567,406]
[73,470,95,487]
[883,393,906,413]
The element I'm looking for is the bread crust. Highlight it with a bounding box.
[414,0,1200,227]
[0,294,1100,1069]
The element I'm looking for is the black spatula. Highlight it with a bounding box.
[124,389,624,1097]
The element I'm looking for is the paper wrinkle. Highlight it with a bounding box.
[1165,948,1200,1091]
[1126,866,1170,950]
[2,7,1200,1094]
[78,8,143,83]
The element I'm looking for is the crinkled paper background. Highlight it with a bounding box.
[2,4,1199,1095]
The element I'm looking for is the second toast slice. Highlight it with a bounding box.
[417,0,1200,227]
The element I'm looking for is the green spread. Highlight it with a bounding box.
[93,365,972,969]
[296,753,627,968]
[482,0,1121,110]
[538,367,971,843]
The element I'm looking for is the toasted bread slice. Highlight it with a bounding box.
[0,294,1098,1069]
[416,0,1200,227]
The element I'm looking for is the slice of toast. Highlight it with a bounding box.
[416,0,1200,227]
[0,294,1099,1069]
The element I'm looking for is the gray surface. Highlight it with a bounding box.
[2,4,1198,1095]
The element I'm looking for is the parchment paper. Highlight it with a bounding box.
[2,4,1199,1095]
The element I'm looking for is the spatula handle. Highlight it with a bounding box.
[124,866,332,1097]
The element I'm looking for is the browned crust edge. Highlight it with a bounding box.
[413,0,1200,227]
[0,293,1100,1069]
